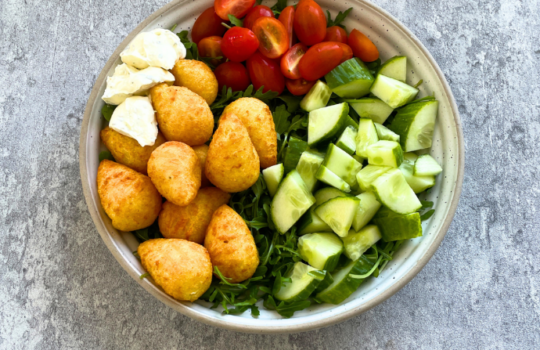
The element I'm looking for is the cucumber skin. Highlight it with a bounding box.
[314,272,334,293]
[373,211,422,242]
[308,103,350,147]
[297,207,332,235]
[325,58,375,98]
[275,268,326,302]
[389,100,438,152]
[283,137,308,173]
[300,80,332,112]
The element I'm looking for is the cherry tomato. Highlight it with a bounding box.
[298,42,343,81]
[325,26,348,43]
[244,5,273,30]
[247,52,285,95]
[252,17,289,59]
[293,0,327,46]
[334,42,353,63]
[198,36,225,66]
[348,29,380,62]
[278,6,295,49]
[214,62,251,91]
[280,43,308,80]
[191,7,227,44]
[221,27,259,62]
[286,79,316,96]
[214,0,256,21]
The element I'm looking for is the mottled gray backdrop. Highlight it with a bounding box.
[1,0,539,349]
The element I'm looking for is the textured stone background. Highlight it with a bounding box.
[1,0,539,348]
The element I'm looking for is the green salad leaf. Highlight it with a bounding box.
[228,14,244,27]
[101,104,116,121]
[326,7,353,29]
[271,0,288,16]
[99,150,115,162]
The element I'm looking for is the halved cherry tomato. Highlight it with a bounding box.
[247,52,285,95]
[244,5,273,30]
[198,36,225,66]
[325,26,348,43]
[252,17,289,59]
[280,43,308,80]
[214,62,251,91]
[214,0,256,21]
[293,0,327,46]
[278,6,295,49]
[286,79,316,96]
[348,29,379,62]
[334,42,353,63]
[221,27,259,62]
[298,42,343,81]
[191,7,227,44]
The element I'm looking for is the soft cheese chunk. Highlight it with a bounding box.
[109,96,158,147]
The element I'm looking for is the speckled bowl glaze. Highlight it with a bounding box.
[79,0,464,334]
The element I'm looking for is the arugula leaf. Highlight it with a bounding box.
[228,14,244,27]
[177,30,199,60]
[277,95,303,113]
[326,7,353,29]
[420,209,435,221]
[133,221,162,242]
[99,150,115,162]
[214,266,248,289]
[365,58,382,76]
[420,200,434,210]
[210,85,279,111]
[256,0,263,4]
[101,104,116,121]
[271,0,288,16]
[273,104,292,134]
[276,300,311,318]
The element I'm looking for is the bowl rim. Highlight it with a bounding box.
[79,0,464,334]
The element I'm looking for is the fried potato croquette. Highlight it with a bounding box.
[205,113,260,193]
[171,59,218,105]
[204,205,259,283]
[138,239,212,302]
[147,142,201,206]
[97,160,161,231]
[192,144,211,188]
[150,83,213,146]
[223,98,278,169]
[159,187,231,244]
[100,127,166,174]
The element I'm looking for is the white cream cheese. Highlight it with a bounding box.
[109,96,158,147]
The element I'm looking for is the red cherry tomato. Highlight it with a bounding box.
[221,27,259,62]
[298,42,343,81]
[198,36,225,66]
[286,79,316,96]
[191,7,227,44]
[280,43,308,80]
[293,0,327,46]
[214,0,256,21]
[278,6,295,49]
[214,62,251,92]
[334,42,353,63]
[252,17,289,59]
[244,5,273,30]
[247,52,285,95]
[348,29,380,62]
[325,26,348,43]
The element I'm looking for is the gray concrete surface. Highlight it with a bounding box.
[1,0,539,348]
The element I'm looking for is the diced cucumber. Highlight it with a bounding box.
[374,208,422,241]
[275,262,324,302]
[298,233,344,271]
[308,103,349,147]
[335,126,357,155]
[378,56,407,82]
[300,80,332,112]
[314,272,334,293]
[298,206,332,235]
[344,115,359,130]
[374,123,400,142]
[271,170,316,234]
[342,225,382,261]
[325,58,375,98]
[366,140,403,168]
[314,187,350,206]
[315,196,360,237]
[371,169,421,214]
[323,144,363,187]
[352,192,381,231]
[399,153,436,193]
[262,164,284,197]
[414,154,442,176]
[389,99,439,152]
[283,137,308,173]
[347,98,394,124]
[370,74,418,108]
[315,166,351,193]
[315,255,375,304]
[296,150,325,192]
[356,165,391,192]
[355,118,379,158]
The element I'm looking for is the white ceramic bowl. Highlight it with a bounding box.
[79,0,464,333]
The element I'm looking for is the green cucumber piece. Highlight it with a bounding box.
[271,170,316,233]
[315,166,351,193]
[314,187,350,206]
[378,56,407,82]
[314,272,334,293]
[298,206,332,235]
[344,115,359,129]
[335,126,357,155]
[262,163,284,197]
[389,99,438,152]
[300,80,332,112]
[414,154,442,176]
[296,150,325,192]
[399,153,436,193]
[366,140,403,168]
[325,58,375,98]
[342,225,382,261]
[370,74,418,108]
[322,144,363,187]
[315,196,360,237]
[347,98,394,124]
[275,262,324,302]
[298,233,344,271]
[356,165,391,192]
[371,169,421,214]
[352,192,381,232]
[355,118,379,158]
[373,208,422,241]
[283,137,308,174]
[374,123,400,142]
[308,103,350,147]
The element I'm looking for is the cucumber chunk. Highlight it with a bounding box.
[399,153,436,193]
[314,187,350,206]
[315,166,351,193]
[314,272,334,293]
[283,137,308,174]
[275,262,324,302]
[389,99,439,152]
[298,206,332,235]
[356,165,392,192]
[262,163,284,197]
[378,56,407,82]
[355,118,379,158]
[296,150,325,192]
[298,233,344,271]
[315,196,360,237]
[352,192,381,232]
[271,170,316,233]
[300,80,332,112]
[370,74,418,108]
[308,103,349,147]
[366,140,403,168]
[325,58,375,98]
[347,98,394,124]
[414,154,443,176]
[374,207,422,241]
[374,123,400,142]
[323,144,363,187]
[343,115,359,130]
[335,126,357,155]
[371,169,421,214]
[342,225,382,261]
